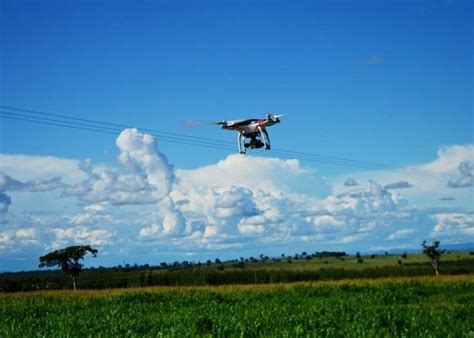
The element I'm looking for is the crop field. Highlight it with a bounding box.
[1,275,473,337]
[2,252,473,291]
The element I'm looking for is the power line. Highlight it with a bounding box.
[0,108,453,179]
[2,104,402,168]
[0,112,236,152]
[0,106,455,179]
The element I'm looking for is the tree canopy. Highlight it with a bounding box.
[422,240,444,276]
[39,245,98,290]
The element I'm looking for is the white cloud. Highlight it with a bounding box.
[0,227,41,252]
[63,128,176,205]
[337,233,368,244]
[387,228,415,241]
[0,172,64,192]
[332,145,474,209]
[51,227,115,249]
[177,154,327,196]
[306,215,345,233]
[116,128,175,196]
[448,161,473,188]
[15,227,37,239]
[138,223,160,239]
[1,131,472,270]
[84,203,107,212]
[420,145,474,174]
[0,154,85,184]
[432,213,474,237]
[68,212,114,226]
[237,215,268,235]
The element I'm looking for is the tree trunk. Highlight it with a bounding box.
[70,275,77,291]
[432,260,439,276]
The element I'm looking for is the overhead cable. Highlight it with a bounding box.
[0,106,455,179]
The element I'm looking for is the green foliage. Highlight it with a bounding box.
[2,254,474,291]
[422,240,445,276]
[39,245,98,290]
[0,280,472,336]
[39,245,98,273]
[422,241,444,261]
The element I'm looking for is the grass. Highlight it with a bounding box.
[1,275,473,337]
[229,252,473,270]
[3,251,473,291]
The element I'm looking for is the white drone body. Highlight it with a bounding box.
[214,113,283,154]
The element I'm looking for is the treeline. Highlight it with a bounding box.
[1,258,473,292]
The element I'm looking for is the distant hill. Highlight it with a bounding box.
[442,243,474,251]
[372,243,474,255]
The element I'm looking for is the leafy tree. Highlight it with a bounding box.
[39,245,98,290]
[422,240,444,276]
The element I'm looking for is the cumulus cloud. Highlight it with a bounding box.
[177,154,326,196]
[0,227,40,252]
[305,215,345,233]
[2,130,473,270]
[384,181,414,190]
[344,178,358,187]
[63,128,175,205]
[448,161,473,188]
[419,145,474,174]
[51,226,115,249]
[432,213,474,237]
[331,145,473,210]
[116,128,175,195]
[313,180,410,239]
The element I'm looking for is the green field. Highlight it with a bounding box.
[223,251,473,270]
[1,276,473,337]
[2,251,473,291]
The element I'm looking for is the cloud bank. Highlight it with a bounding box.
[0,129,473,270]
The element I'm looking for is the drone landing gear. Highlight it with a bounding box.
[238,132,246,154]
[237,129,271,154]
[258,126,271,150]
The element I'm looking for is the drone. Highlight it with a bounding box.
[213,113,283,154]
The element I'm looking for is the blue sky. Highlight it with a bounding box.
[0,0,472,271]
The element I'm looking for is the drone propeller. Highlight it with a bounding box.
[208,120,227,126]
[265,113,284,121]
